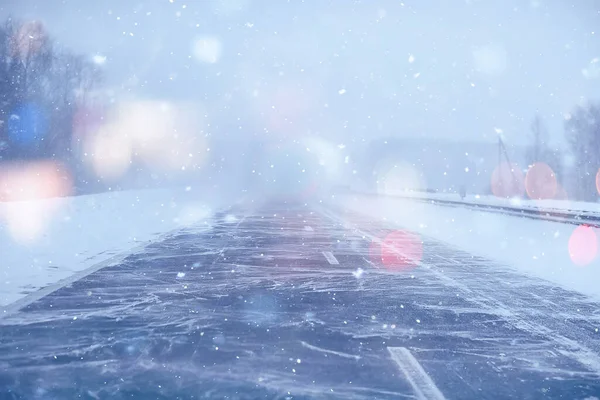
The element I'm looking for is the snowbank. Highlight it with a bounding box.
[333,193,600,300]
[349,185,600,215]
[0,188,218,307]
[393,191,600,215]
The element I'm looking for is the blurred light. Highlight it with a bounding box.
[491,162,525,198]
[83,100,207,181]
[596,168,600,195]
[369,230,423,271]
[525,162,557,200]
[7,103,48,147]
[303,137,342,180]
[377,163,425,195]
[192,36,222,64]
[92,54,107,65]
[175,203,212,226]
[0,161,72,243]
[224,214,237,223]
[89,131,132,181]
[582,57,600,80]
[568,225,598,266]
[0,161,72,202]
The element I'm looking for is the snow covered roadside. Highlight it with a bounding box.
[349,186,600,215]
[0,188,220,307]
[394,191,600,215]
[332,193,600,300]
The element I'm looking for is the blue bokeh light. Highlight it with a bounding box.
[7,103,48,147]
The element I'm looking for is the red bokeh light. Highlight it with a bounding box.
[0,161,72,202]
[369,230,423,271]
[0,161,73,242]
[525,162,557,200]
[568,225,598,267]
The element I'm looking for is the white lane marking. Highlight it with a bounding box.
[304,225,314,231]
[300,341,361,360]
[388,347,446,400]
[322,251,339,265]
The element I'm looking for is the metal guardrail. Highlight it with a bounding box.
[346,189,600,228]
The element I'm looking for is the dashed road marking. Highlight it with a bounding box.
[322,251,339,265]
[387,347,446,400]
[304,226,314,231]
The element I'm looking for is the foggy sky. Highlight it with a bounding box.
[1,0,599,147]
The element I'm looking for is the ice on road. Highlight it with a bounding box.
[1,199,600,399]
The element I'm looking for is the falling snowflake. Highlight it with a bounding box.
[352,268,365,278]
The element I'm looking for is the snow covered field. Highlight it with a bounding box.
[0,188,218,307]
[333,193,600,300]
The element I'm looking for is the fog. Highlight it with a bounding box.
[1,0,599,198]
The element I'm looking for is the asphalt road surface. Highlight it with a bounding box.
[1,201,600,399]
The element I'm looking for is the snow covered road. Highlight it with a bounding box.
[1,201,599,399]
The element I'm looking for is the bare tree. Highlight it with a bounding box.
[46,51,102,159]
[565,103,600,201]
[527,115,548,165]
[525,114,562,188]
[0,17,103,162]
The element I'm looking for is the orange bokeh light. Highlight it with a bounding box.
[0,161,72,202]
[568,225,598,266]
[525,162,557,200]
[0,161,73,243]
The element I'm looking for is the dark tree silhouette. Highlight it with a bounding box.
[0,17,103,162]
[565,103,600,201]
[525,114,562,182]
